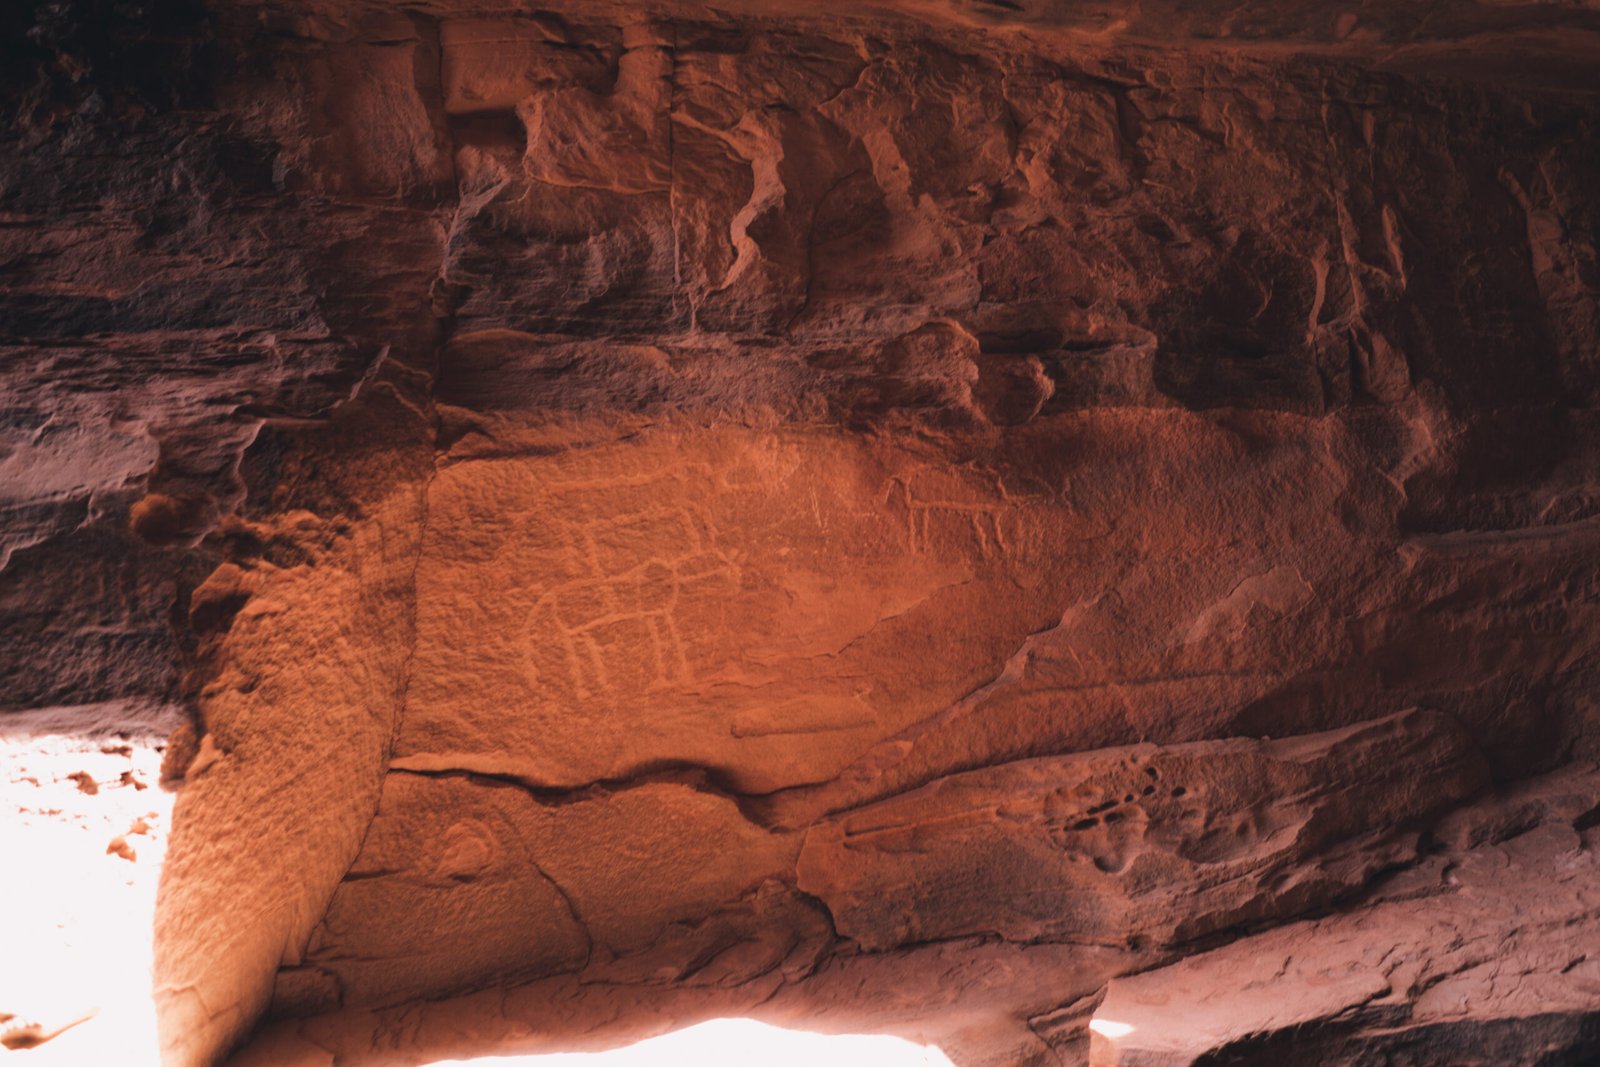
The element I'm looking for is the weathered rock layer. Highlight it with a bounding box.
[2,1,1598,1064]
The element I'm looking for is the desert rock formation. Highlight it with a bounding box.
[2,1,1598,1064]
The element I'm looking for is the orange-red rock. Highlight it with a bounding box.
[2,2,1598,1065]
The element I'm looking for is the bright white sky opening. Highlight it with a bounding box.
[0,705,177,1066]
[1088,1018,1137,1039]
[427,1019,957,1067]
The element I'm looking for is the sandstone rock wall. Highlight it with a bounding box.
[2,2,1598,1064]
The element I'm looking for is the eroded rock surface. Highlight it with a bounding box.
[2,0,1598,1064]
[1088,768,1600,1066]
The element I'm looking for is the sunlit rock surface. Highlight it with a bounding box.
[1,1,1598,1064]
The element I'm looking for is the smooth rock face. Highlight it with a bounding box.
[2,1,1599,1065]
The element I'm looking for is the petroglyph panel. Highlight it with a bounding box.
[391,424,1067,792]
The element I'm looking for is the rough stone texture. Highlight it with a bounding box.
[2,1,1599,1065]
[228,766,1600,1067]
[796,710,1487,952]
[1088,767,1600,1066]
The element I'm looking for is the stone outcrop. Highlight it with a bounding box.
[2,1,1598,1064]
[1088,768,1600,1066]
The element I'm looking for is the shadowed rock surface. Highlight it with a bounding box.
[1,1,1598,1064]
